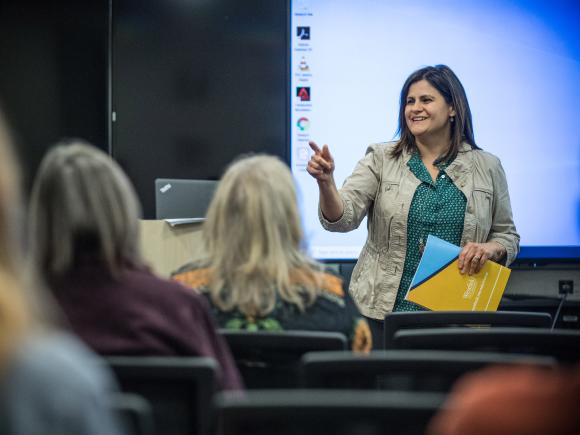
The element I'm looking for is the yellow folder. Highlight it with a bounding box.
[405,235,511,311]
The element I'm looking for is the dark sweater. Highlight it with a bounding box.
[50,265,242,390]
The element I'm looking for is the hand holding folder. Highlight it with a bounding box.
[405,235,511,311]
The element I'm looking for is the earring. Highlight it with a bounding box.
[450,116,455,123]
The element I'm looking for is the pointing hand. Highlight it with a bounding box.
[306,141,335,183]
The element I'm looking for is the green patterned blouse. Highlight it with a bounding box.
[393,152,467,312]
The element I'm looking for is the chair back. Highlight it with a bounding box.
[393,327,580,363]
[109,393,155,435]
[300,349,555,391]
[105,356,217,435]
[215,389,444,435]
[219,330,347,388]
[383,311,552,348]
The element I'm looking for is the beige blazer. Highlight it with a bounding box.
[320,142,520,320]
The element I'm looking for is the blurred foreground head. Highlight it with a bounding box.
[0,113,34,361]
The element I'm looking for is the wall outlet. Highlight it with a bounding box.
[558,280,574,295]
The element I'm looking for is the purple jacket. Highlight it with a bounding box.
[49,264,242,390]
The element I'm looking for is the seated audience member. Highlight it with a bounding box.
[172,155,372,352]
[428,365,580,435]
[29,141,242,390]
[0,117,123,434]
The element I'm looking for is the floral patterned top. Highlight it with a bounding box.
[173,265,372,352]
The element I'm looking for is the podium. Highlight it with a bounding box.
[139,220,205,277]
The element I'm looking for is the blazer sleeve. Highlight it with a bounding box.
[488,158,520,265]
[319,144,383,233]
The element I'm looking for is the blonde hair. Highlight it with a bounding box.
[0,111,32,363]
[203,155,322,317]
[29,141,143,279]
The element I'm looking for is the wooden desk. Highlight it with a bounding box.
[139,220,206,277]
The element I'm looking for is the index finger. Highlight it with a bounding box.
[308,140,321,154]
[457,245,472,269]
[321,144,333,161]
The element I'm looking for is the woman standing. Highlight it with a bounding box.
[307,65,519,344]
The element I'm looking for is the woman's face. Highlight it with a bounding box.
[404,79,455,141]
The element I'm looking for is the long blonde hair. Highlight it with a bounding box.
[0,112,33,364]
[203,155,322,317]
[29,141,143,279]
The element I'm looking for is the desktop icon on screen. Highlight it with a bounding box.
[297,146,310,161]
[294,0,312,15]
[297,26,310,40]
[297,117,310,130]
[296,87,311,101]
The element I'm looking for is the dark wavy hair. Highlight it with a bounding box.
[391,64,479,164]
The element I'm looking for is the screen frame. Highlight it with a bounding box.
[287,0,580,264]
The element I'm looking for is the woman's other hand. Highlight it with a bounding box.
[307,141,335,184]
[458,242,506,275]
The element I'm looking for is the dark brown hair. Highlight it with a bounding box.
[391,64,479,164]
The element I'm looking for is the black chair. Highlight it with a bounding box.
[109,393,155,435]
[215,389,444,435]
[393,327,580,363]
[219,330,347,388]
[105,356,217,435]
[383,311,552,349]
[300,349,555,391]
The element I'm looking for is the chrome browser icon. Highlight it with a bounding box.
[297,117,310,131]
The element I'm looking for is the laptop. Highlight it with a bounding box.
[155,179,218,221]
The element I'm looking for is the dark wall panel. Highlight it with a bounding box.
[0,1,108,192]
[112,0,288,218]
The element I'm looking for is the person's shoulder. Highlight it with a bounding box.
[171,261,212,291]
[4,332,124,435]
[361,141,401,171]
[365,140,398,156]
[123,267,209,312]
[313,266,346,298]
[308,264,345,299]
[291,263,345,298]
[125,265,199,294]
[171,259,209,278]
[470,147,502,168]
[10,332,116,398]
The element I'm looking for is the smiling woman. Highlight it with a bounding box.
[306,65,519,347]
[405,80,456,161]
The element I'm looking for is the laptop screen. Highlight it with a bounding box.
[155,179,218,220]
